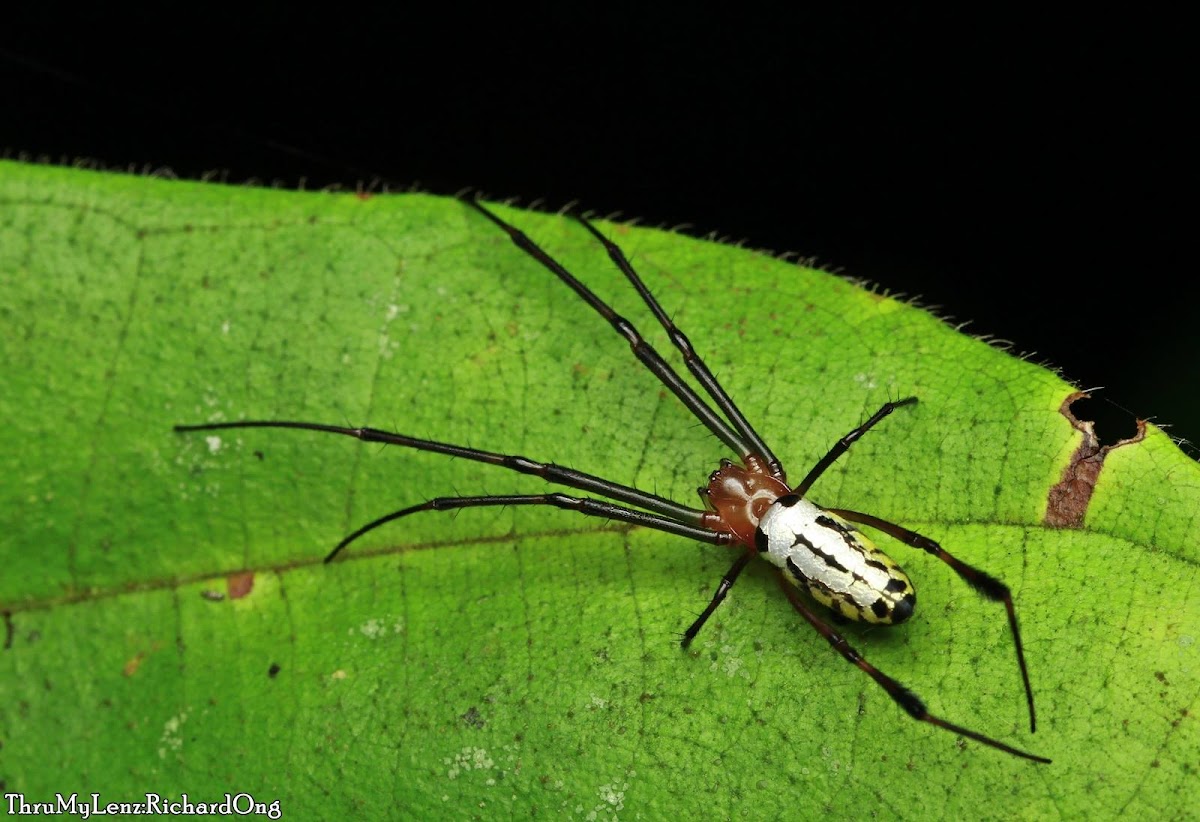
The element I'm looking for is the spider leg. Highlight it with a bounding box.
[464,197,758,464]
[827,508,1038,734]
[572,214,782,480]
[681,549,754,647]
[174,420,709,525]
[793,397,917,496]
[325,492,733,563]
[778,579,1050,764]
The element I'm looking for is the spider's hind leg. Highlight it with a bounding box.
[778,578,1050,764]
[826,507,1039,734]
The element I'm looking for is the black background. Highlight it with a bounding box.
[4,9,1194,452]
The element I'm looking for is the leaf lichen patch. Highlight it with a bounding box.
[1045,391,1147,528]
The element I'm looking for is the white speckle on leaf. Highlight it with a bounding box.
[447,746,494,780]
[598,781,627,808]
[853,373,878,389]
[220,319,231,335]
[385,303,400,321]
[706,642,748,680]
[720,644,745,677]
[204,436,222,453]
[354,616,402,639]
[583,778,630,820]
[157,710,189,759]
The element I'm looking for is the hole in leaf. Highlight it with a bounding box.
[1068,395,1141,447]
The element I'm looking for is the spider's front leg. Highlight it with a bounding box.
[680,550,754,648]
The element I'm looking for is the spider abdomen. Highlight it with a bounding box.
[755,494,916,625]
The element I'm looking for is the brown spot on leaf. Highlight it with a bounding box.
[2,612,13,650]
[268,663,281,678]
[1044,392,1146,527]
[227,571,255,600]
[123,652,146,677]
[461,706,486,728]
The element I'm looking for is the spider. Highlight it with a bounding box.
[176,197,1049,764]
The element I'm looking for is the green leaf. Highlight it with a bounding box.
[2,160,1197,818]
